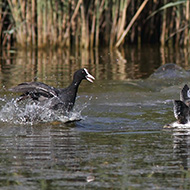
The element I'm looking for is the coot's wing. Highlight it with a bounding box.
[173,100,189,124]
[9,82,59,101]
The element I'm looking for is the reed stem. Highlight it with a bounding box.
[1,0,189,49]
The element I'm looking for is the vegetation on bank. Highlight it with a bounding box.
[0,0,189,49]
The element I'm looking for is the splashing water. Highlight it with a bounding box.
[0,96,92,125]
[168,121,190,129]
[164,119,190,129]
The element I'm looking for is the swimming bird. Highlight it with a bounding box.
[173,84,190,124]
[9,68,95,114]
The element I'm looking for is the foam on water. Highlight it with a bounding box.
[171,121,190,128]
[0,96,91,125]
[164,120,190,129]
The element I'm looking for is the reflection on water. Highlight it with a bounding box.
[173,129,190,170]
[1,45,189,89]
[0,124,96,188]
[0,45,190,189]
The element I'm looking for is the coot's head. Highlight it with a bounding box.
[73,68,95,83]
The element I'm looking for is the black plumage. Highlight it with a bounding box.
[173,84,190,124]
[9,68,95,113]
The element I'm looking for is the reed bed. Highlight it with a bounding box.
[0,0,190,49]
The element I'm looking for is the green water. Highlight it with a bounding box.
[0,45,190,189]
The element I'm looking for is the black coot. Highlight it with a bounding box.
[173,84,190,124]
[9,68,95,114]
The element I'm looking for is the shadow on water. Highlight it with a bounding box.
[0,45,190,189]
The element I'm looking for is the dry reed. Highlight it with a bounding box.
[0,0,189,49]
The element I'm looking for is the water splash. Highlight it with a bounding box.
[0,96,92,125]
[170,122,190,128]
[164,120,190,129]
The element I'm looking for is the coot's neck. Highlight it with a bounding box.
[68,79,82,91]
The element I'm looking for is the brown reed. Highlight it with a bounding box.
[0,0,189,49]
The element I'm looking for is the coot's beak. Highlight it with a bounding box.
[84,68,95,83]
[86,73,95,83]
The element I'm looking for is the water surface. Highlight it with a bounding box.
[0,45,190,189]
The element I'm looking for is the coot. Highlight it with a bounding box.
[173,84,190,124]
[9,68,95,114]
